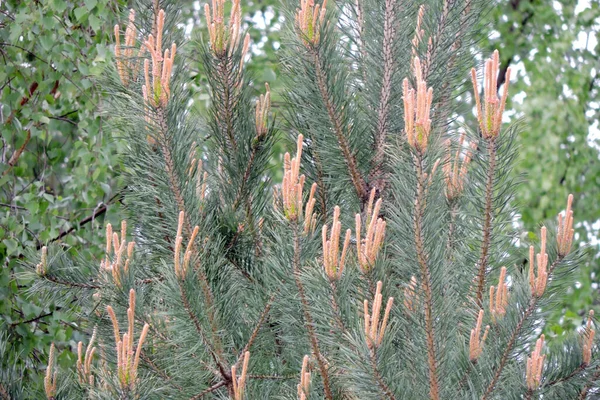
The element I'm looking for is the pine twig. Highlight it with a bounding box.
[189,381,227,399]
[414,154,440,400]
[311,50,367,202]
[369,0,397,194]
[475,139,497,308]
[234,292,277,369]
[370,350,397,400]
[292,225,334,400]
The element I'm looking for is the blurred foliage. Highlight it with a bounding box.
[481,0,600,335]
[0,0,125,391]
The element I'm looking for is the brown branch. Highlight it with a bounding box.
[189,381,227,400]
[474,139,497,308]
[414,154,440,400]
[312,50,367,202]
[546,363,586,387]
[370,350,397,400]
[39,190,123,250]
[292,225,334,400]
[44,274,100,289]
[2,130,31,177]
[248,374,296,380]
[579,365,600,399]
[140,351,184,392]
[234,292,277,369]
[178,284,229,381]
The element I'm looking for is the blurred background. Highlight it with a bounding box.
[1,0,599,391]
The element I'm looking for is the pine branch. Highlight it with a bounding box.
[189,380,227,399]
[482,256,564,399]
[40,190,123,250]
[370,350,397,400]
[475,139,497,308]
[311,50,368,201]
[233,292,276,369]
[292,224,333,400]
[44,274,100,290]
[414,154,440,400]
[177,283,229,381]
[215,56,238,152]
[578,366,600,399]
[369,0,397,194]
[139,351,184,392]
[154,106,219,347]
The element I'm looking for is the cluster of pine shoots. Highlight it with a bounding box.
[27,0,598,399]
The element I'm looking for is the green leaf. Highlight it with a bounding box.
[74,7,88,22]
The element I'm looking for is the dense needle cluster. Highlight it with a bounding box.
[106,289,150,391]
[280,134,317,233]
[142,9,176,108]
[469,310,490,362]
[322,206,351,281]
[355,190,387,273]
[114,9,141,86]
[526,335,546,391]
[471,50,511,139]
[489,266,509,322]
[403,57,433,152]
[205,0,250,58]
[295,0,328,45]
[364,281,394,350]
[76,327,97,386]
[100,221,136,288]
[443,133,476,201]
[529,226,548,297]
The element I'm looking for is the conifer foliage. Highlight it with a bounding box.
[22,0,598,399]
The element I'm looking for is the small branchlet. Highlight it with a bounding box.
[114,9,142,86]
[582,310,595,366]
[142,9,176,108]
[44,343,58,399]
[101,221,135,288]
[36,246,48,276]
[529,226,548,297]
[403,57,433,152]
[468,310,490,362]
[322,206,351,281]
[364,281,394,349]
[404,276,418,313]
[557,194,575,257]
[280,134,317,233]
[232,351,250,400]
[489,266,509,322]
[470,50,511,140]
[355,191,386,273]
[106,289,150,391]
[297,355,311,400]
[295,0,327,45]
[173,211,200,279]
[193,159,209,203]
[205,0,250,60]
[255,83,271,139]
[77,327,97,386]
[443,133,476,201]
[525,335,546,391]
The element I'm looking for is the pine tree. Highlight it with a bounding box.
[20,0,599,399]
